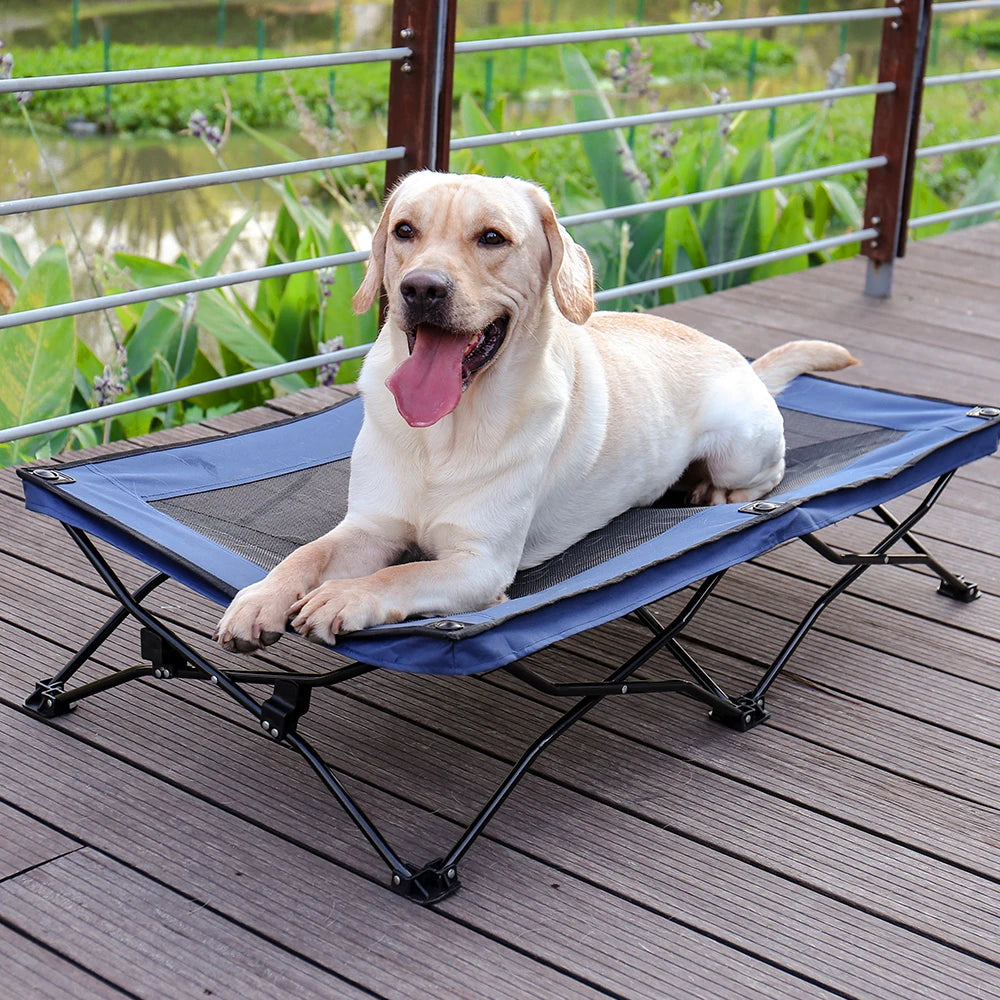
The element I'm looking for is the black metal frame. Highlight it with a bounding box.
[22,471,978,903]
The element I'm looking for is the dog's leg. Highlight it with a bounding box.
[689,451,786,506]
[689,383,787,506]
[214,520,405,652]
[287,549,515,645]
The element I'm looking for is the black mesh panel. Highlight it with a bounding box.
[150,407,903,598]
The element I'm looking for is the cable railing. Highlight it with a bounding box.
[0,47,411,94]
[450,84,896,152]
[1,0,997,451]
[452,7,903,54]
[0,148,406,216]
[906,0,1000,231]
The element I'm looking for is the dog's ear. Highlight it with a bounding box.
[352,185,399,314]
[527,184,595,325]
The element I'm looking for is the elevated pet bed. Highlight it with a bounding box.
[18,375,1000,903]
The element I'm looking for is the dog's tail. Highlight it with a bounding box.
[751,340,859,396]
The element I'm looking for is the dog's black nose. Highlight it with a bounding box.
[400,269,453,309]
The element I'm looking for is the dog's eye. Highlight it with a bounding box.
[393,222,415,240]
[479,229,507,247]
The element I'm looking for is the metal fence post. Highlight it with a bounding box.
[861,0,933,297]
[384,0,457,193]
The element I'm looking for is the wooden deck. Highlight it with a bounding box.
[2,224,999,1000]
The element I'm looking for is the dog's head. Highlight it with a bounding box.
[352,171,594,427]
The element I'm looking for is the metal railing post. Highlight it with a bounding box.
[862,0,933,297]
[384,0,457,192]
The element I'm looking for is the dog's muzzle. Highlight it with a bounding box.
[400,269,454,328]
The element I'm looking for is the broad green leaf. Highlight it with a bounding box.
[192,290,307,392]
[812,183,833,241]
[0,226,30,282]
[113,405,156,441]
[561,47,664,298]
[771,114,817,175]
[272,269,319,361]
[73,335,104,406]
[113,252,191,288]
[0,243,76,464]
[456,94,531,178]
[817,180,863,230]
[908,179,950,240]
[126,303,183,380]
[671,244,711,302]
[751,194,810,280]
[195,209,253,278]
[949,149,1000,230]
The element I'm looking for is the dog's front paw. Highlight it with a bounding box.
[214,577,304,653]
[288,580,397,645]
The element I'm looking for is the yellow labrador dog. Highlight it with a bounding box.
[215,171,856,651]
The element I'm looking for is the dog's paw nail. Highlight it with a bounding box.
[231,637,260,654]
[259,630,283,647]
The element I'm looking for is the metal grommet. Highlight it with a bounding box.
[739,500,781,515]
[433,620,465,632]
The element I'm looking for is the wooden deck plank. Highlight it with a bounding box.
[0,597,862,999]
[0,919,133,1000]
[0,802,80,880]
[1,850,371,1000]
[3,618,995,1000]
[0,704,616,1000]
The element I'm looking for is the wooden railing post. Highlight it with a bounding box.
[384,0,457,193]
[862,0,933,297]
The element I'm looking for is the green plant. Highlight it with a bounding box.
[0,175,378,467]
[482,46,865,308]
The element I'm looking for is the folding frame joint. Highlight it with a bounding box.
[23,678,75,718]
[937,574,980,603]
[259,680,312,741]
[710,697,770,732]
[140,627,188,679]
[390,859,460,905]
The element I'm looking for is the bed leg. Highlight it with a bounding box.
[709,697,770,732]
[389,860,461,904]
[869,502,981,602]
[23,569,169,718]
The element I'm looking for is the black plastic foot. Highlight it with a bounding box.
[709,698,770,732]
[389,859,461,904]
[937,576,980,603]
[24,679,75,718]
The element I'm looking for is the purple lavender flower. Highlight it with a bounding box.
[317,336,345,387]
[187,110,223,150]
[93,342,129,407]
[318,269,336,299]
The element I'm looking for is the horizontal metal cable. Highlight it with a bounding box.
[0,343,373,445]
[931,0,1000,12]
[594,229,877,303]
[0,228,878,441]
[0,148,405,218]
[454,8,901,54]
[452,83,893,151]
[917,134,1000,158]
[924,68,1000,87]
[908,199,1000,229]
[0,47,409,95]
[560,157,885,228]
[0,249,369,331]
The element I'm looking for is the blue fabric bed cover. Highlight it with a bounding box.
[21,375,1000,677]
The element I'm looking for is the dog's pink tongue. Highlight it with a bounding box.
[385,324,468,427]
